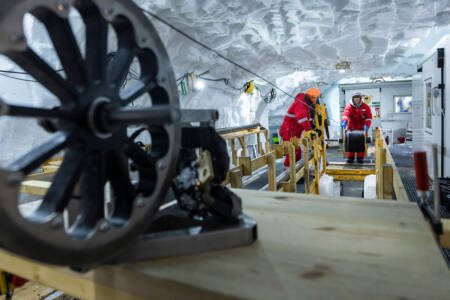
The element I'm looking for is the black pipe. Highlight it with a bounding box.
[438,48,445,178]
[216,123,262,134]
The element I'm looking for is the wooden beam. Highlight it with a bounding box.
[295,158,315,183]
[303,139,310,194]
[239,156,252,176]
[266,153,276,191]
[288,143,296,193]
[238,137,247,157]
[326,169,376,175]
[230,138,237,166]
[441,219,450,248]
[251,155,267,172]
[21,180,51,196]
[377,148,386,199]
[257,133,263,155]
[329,174,366,181]
[230,170,243,188]
[280,181,296,193]
[382,164,393,200]
[25,169,58,180]
[273,144,284,158]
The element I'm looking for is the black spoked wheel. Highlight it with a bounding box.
[0,0,180,266]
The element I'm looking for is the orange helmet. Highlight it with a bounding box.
[306,88,321,103]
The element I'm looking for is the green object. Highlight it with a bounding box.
[180,81,187,95]
[272,136,279,144]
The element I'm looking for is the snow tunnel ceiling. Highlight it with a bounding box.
[137,0,450,88]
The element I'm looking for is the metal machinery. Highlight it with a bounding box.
[0,0,256,269]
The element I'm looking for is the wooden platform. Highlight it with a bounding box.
[1,189,449,299]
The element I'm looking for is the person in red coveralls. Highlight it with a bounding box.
[279,87,321,167]
[341,91,372,163]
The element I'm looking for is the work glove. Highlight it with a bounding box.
[341,120,347,130]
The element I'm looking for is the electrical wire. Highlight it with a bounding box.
[141,8,340,126]
[0,72,39,82]
[141,8,342,126]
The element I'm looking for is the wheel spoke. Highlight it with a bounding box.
[80,7,108,83]
[29,148,85,221]
[120,80,156,105]
[0,98,72,120]
[7,49,77,103]
[106,150,134,225]
[69,151,106,239]
[37,13,87,87]
[107,48,135,87]
[7,131,68,174]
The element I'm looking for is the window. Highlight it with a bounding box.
[425,81,432,129]
[394,95,412,113]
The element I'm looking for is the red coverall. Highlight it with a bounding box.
[279,93,312,167]
[342,102,372,158]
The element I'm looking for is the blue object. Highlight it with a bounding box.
[364,125,369,132]
[341,120,347,129]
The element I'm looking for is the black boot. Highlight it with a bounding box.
[357,157,364,163]
[347,157,354,163]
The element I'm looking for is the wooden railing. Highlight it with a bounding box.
[374,127,408,201]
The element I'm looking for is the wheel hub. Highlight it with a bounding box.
[0,0,180,267]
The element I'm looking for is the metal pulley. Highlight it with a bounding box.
[345,130,366,153]
[0,0,181,267]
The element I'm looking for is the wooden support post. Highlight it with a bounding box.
[441,219,450,248]
[238,137,247,157]
[264,129,270,154]
[382,164,393,200]
[303,138,310,194]
[257,133,263,155]
[230,139,237,166]
[239,156,252,176]
[267,153,276,191]
[273,144,284,158]
[21,180,51,196]
[377,148,386,199]
[313,136,320,194]
[280,182,296,192]
[288,143,297,193]
[230,170,243,188]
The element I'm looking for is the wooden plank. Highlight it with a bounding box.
[251,155,267,172]
[238,137,247,157]
[377,148,386,199]
[230,139,237,166]
[288,144,296,193]
[25,169,58,180]
[273,144,284,158]
[266,153,276,191]
[441,219,450,248]
[3,190,449,300]
[220,128,265,140]
[2,281,55,300]
[382,164,393,200]
[20,180,51,196]
[330,174,366,181]
[42,165,59,172]
[326,169,376,175]
[303,139,310,194]
[257,133,263,155]
[239,156,251,176]
[229,170,243,189]
[295,158,315,183]
[279,181,296,193]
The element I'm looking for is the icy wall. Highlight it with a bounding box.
[1,0,450,164]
